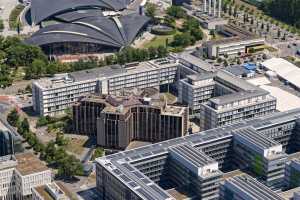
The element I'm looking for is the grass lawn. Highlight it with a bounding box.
[143,34,174,49]
[65,136,88,155]
[12,67,26,81]
[9,4,25,30]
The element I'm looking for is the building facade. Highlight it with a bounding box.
[73,89,188,149]
[95,108,300,200]
[0,153,51,200]
[33,57,178,116]
[220,174,284,200]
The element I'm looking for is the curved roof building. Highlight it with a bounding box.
[25,14,149,52]
[30,0,130,25]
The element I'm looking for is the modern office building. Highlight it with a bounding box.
[32,57,178,116]
[285,157,300,189]
[233,127,287,189]
[220,174,284,200]
[0,153,52,200]
[32,182,72,200]
[73,88,188,149]
[0,121,14,157]
[203,25,265,58]
[178,73,215,116]
[177,68,276,128]
[95,108,300,200]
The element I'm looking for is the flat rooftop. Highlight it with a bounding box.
[15,152,49,176]
[233,127,280,150]
[34,181,75,200]
[169,144,216,168]
[209,90,270,106]
[34,57,178,89]
[179,51,216,72]
[279,187,300,200]
[225,174,284,200]
[96,108,300,200]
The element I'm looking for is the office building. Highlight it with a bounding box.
[233,127,287,189]
[0,121,14,157]
[177,69,276,128]
[32,182,72,200]
[73,88,188,149]
[203,25,265,58]
[95,108,300,200]
[178,73,215,117]
[0,153,52,200]
[285,157,300,189]
[32,57,178,116]
[220,174,284,200]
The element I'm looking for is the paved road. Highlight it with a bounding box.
[0,0,19,36]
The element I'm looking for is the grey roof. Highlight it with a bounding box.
[224,174,284,200]
[233,127,280,153]
[225,65,251,76]
[54,9,104,22]
[209,90,270,106]
[69,65,125,82]
[25,14,150,49]
[169,144,216,168]
[96,108,300,200]
[30,0,129,25]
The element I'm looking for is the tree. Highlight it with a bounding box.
[43,141,57,163]
[166,6,186,18]
[19,118,30,134]
[190,28,203,40]
[55,132,68,146]
[145,3,157,19]
[157,45,168,58]
[57,153,83,178]
[25,59,47,79]
[172,33,193,47]
[7,108,20,127]
[0,64,12,88]
[92,147,105,160]
[0,19,4,31]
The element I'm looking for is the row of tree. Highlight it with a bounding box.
[7,109,83,179]
[261,0,300,29]
[25,46,168,79]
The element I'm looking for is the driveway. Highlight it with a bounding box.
[0,0,19,36]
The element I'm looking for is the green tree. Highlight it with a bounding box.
[92,147,105,160]
[7,108,20,127]
[19,118,30,134]
[57,154,83,178]
[0,64,12,88]
[166,6,186,18]
[145,3,157,19]
[25,59,47,79]
[0,19,4,31]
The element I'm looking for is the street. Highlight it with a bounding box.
[0,0,19,36]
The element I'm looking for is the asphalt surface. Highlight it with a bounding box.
[0,0,19,36]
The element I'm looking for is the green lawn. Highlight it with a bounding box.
[143,35,174,49]
[9,4,25,30]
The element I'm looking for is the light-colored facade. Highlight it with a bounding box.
[205,37,265,58]
[32,182,71,200]
[32,57,178,116]
[95,108,300,200]
[220,174,284,200]
[200,91,276,130]
[178,74,215,116]
[0,153,51,200]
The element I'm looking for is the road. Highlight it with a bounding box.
[0,0,19,36]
